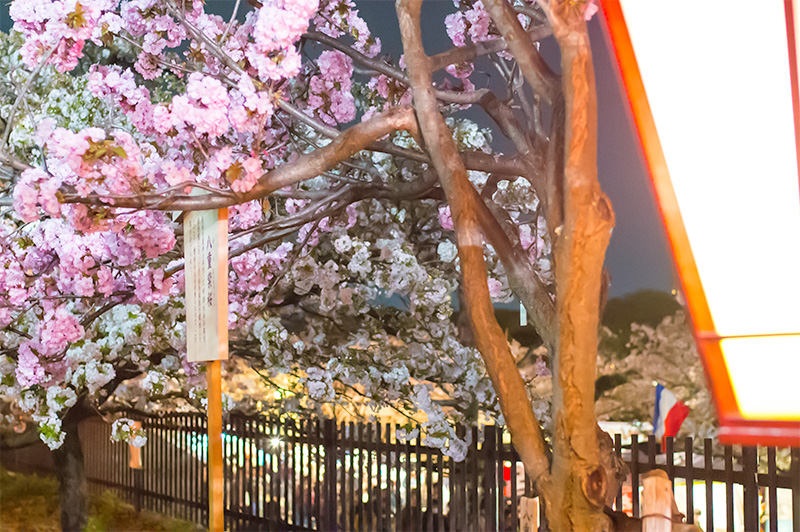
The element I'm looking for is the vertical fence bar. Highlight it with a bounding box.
[291,418,297,529]
[666,436,674,489]
[282,418,289,526]
[415,432,422,532]
[196,413,202,525]
[767,446,777,532]
[257,418,265,524]
[436,451,444,532]
[393,424,401,532]
[426,444,434,532]
[742,446,759,532]
[496,427,505,532]
[348,421,355,531]
[273,417,281,527]
[510,446,518,532]
[245,416,251,530]
[378,422,387,532]
[725,445,734,532]
[471,426,479,529]
[172,415,178,519]
[316,419,323,531]
[631,435,640,518]
[614,433,623,511]
[704,438,713,532]
[485,426,497,532]
[174,415,181,518]
[363,422,371,532]
[648,434,657,472]
[326,418,338,532]
[297,418,303,528]
[792,447,800,532]
[404,433,412,531]
[685,436,693,524]
[338,421,346,532]
[156,415,163,514]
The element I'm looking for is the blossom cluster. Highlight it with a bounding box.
[0,0,558,459]
[110,417,147,447]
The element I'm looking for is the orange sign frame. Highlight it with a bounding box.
[601,0,800,446]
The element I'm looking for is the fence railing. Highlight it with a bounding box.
[3,413,799,531]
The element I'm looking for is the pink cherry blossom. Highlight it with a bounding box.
[438,205,454,231]
[16,342,46,387]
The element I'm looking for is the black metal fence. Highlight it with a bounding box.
[3,413,799,531]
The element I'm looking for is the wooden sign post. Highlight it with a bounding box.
[184,207,228,532]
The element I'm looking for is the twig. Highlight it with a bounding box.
[1,43,59,150]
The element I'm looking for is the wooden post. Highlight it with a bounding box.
[184,206,228,530]
[207,360,224,531]
[641,470,671,532]
[518,496,538,532]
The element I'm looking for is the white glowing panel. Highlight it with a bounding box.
[620,1,800,338]
[721,335,800,420]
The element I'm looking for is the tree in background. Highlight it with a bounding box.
[0,0,625,529]
[596,302,717,441]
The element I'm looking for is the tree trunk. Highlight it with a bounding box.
[52,413,89,532]
[541,2,615,530]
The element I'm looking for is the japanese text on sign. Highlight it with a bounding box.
[184,209,228,362]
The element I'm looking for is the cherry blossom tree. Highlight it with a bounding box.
[0,0,624,529]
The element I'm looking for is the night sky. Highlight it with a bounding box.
[0,1,676,297]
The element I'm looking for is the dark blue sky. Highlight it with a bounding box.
[0,2,676,297]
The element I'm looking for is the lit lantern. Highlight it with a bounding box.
[601,1,800,445]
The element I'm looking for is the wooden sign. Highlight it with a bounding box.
[184,208,228,362]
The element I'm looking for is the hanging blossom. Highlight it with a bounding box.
[246,0,319,81]
[314,0,381,57]
[307,51,356,126]
[10,0,112,72]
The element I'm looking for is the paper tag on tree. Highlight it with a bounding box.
[184,208,228,362]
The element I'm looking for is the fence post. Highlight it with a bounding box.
[484,426,497,531]
[641,469,671,532]
[742,446,759,532]
[792,448,800,532]
[322,418,337,532]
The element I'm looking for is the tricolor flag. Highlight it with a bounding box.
[653,383,690,447]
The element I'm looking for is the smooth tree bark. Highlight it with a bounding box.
[543,2,615,530]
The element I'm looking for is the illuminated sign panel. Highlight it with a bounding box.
[603,0,800,444]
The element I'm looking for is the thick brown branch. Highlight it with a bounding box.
[470,183,557,348]
[397,0,550,488]
[481,0,560,103]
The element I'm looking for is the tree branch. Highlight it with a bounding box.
[397,0,551,488]
[481,0,560,104]
[429,24,553,73]
[61,105,418,211]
